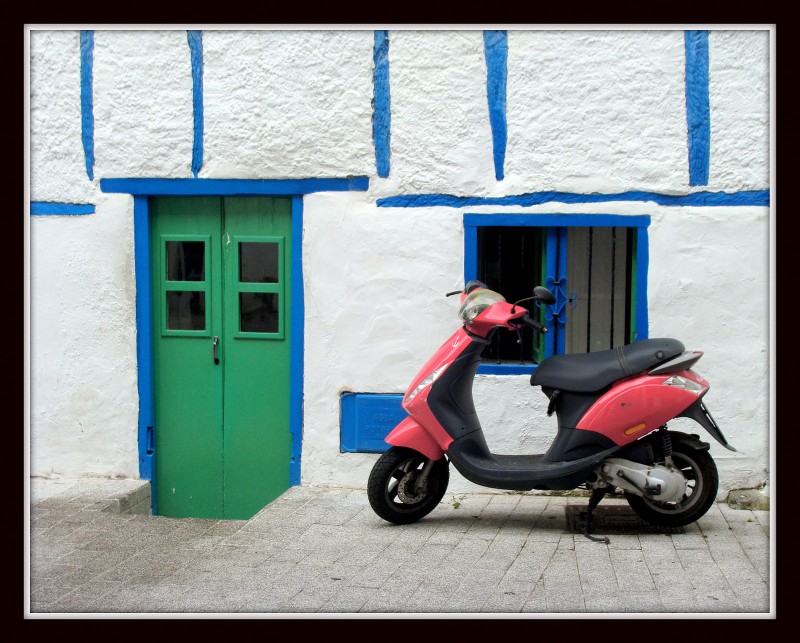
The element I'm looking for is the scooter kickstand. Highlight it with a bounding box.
[578,488,611,544]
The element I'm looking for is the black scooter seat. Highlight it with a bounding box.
[530,338,685,393]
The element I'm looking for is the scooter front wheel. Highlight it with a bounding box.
[368,447,449,525]
[625,441,719,528]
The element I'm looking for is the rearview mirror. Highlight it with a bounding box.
[533,286,556,305]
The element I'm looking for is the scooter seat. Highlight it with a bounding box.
[530,338,685,393]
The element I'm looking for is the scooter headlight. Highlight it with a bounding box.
[405,363,449,404]
[458,289,506,323]
[662,375,705,395]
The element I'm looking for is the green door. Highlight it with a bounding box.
[151,196,293,519]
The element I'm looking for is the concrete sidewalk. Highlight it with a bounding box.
[26,477,773,617]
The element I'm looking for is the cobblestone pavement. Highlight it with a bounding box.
[27,478,774,618]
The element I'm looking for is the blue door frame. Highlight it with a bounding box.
[100,177,369,513]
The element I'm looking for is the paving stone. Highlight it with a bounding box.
[27,480,774,617]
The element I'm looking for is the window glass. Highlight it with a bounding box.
[240,292,279,333]
[240,242,279,284]
[166,241,205,281]
[167,291,206,330]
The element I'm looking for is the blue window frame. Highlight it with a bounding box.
[464,213,651,375]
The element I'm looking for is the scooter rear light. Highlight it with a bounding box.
[662,375,704,395]
[405,363,449,404]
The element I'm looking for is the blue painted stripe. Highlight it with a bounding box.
[289,195,304,487]
[555,228,569,355]
[464,213,651,229]
[635,227,650,341]
[378,190,769,208]
[133,197,155,496]
[685,31,711,187]
[80,31,95,182]
[544,228,560,359]
[100,177,370,195]
[477,364,535,376]
[463,224,478,283]
[484,30,508,181]
[373,30,391,178]
[30,202,95,216]
[187,31,204,178]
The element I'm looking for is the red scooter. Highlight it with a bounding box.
[367,281,736,539]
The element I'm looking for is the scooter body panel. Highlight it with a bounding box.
[575,369,710,445]
[384,416,446,461]
[383,327,472,458]
[468,301,526,337]
[403,327,471,402]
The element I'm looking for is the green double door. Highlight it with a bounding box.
[151,196,292,519]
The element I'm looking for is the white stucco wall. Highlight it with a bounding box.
[201,30,374,178]
[29,30,97,204]
[27,26,772,499]
[708,30,771,190]
[647,205,770,490]
[505,30,689,194]
[29,193,139,477]
[301,198,770,495]
[379,30,496,195]
[93,30,195,178]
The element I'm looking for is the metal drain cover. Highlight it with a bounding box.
[564,504,685,535]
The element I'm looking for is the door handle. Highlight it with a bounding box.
[212,336,220,365]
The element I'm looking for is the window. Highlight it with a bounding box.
[465,213,650,374]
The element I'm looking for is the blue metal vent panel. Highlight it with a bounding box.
[340,393,407,453]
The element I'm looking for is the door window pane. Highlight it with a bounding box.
[240,242,279,283]
[240,293,279,333]
[167,241,205,281]
[167,291,206,330]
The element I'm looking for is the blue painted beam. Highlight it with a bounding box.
[464,213,651,229]
[634,227,650,342]
[484,30,508,181]
[378,190,770,208]
[685,30,711,187]
[100,177,370,195]
[132,197,155,491]
[477,364,534,375]
[30,202,95,216]
[289,196,304,486]
[80,31,95,182]
[373,30,391,178]
[187,31,204,178]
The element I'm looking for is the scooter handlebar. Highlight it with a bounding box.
[446,280,489,299]
[520,313,548,334]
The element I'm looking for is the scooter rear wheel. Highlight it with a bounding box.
[625,441,719,528]
[368,447,449,525]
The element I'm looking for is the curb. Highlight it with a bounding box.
[101,483,770,518]
[101,481,152,515]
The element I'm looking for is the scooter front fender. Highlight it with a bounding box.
[385,416,445,461]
